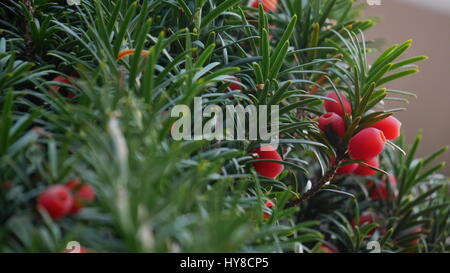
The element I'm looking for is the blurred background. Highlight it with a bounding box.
[360,0,450,174]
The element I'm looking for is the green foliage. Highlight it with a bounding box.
[0,0,448,253]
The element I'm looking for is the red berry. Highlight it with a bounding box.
[250,0,278,12]
[319,112,346,138]
[49,75,76,98]
[251,146,284,179]
[65,179,96,214]
[263,212,271,220]
[265,200,275,208]
[353,157,380,176]
[330,157,358,175]
[37,185,74,220]
[369,174,398,200]
[348,128,386,160]
[372,116,402,140]
[227,77,242,92]
[324,92,352,117]
[319,243,337,253]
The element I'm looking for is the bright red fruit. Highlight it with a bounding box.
[265,200,275,208]
[250,0,278,12]
[37,185,74,219]
[323,92,352,117]
[65,179,96,214]
[348,128,386,160]
[227,77,242,92]
[372,116,402,140]
[251,146,284,179]
[369,174,398,200]
[318,112,346,138]
[353,157,380,176]
[49,75,76,98]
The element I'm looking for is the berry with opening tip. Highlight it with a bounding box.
[323,92,352,117]
[65,179,96,214]
[251,146,284,179]
[372,116,402,140]
[353,157,380,176]
[37,185,74,220]
[319,112,346,138]
[369,174,398,200]
[348,128,386,160]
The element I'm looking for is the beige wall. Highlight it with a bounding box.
[360,0,450,174]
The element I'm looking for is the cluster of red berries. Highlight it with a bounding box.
[319,92,402,178]
[37,179,96,220]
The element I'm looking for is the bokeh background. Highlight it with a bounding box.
[360,0,450,174]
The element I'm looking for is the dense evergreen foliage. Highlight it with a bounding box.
[0,0,448,253]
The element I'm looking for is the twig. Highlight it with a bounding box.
[21,0,35,60]
[285,157,340,208]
